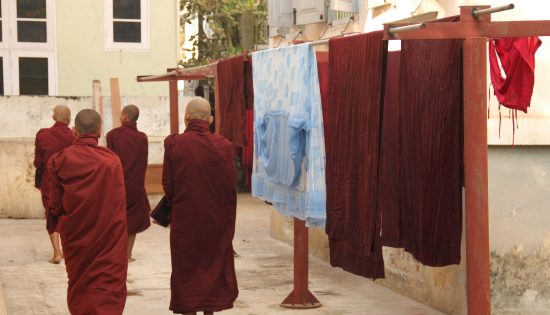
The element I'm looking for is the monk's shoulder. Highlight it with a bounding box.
[212,133,232,147]
[48,145,73,166]
[35,127,52,141]
[106,126,122,140]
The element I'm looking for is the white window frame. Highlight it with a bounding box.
[104,0,149,51]
[0,0,8,49]
[10,0,56,50]
[10,50,57,95]
[0,50,11,94]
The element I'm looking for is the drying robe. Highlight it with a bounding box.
[48,134,128,315]
[107,121,151,235]
[163,119,238,313]
[34,121,75,234]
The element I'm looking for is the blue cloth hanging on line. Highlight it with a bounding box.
[251,44,326,227]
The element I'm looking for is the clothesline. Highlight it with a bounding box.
[165,22,426,77]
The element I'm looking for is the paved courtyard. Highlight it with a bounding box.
[0,194,442,315]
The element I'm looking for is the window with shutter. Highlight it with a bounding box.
[330,0,357,13]
[293,0,327,25]
[268,0,293,37]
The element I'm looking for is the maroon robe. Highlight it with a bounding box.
[34,121,75,234]
[48,134,128,315]
[163,119,238,313]
[107,121,151,235]
[325,31,386,279]
[399,33,463,267]
[379,51,403,247]
[217,56,247,146]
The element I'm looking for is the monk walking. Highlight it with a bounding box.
[48,109,128,315]
[107,104,151,262]
[163,98,238,315]
[34,105,74,264]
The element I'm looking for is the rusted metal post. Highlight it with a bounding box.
[461,6,491,315]
[280,218,321,309]
[169,80,179,135]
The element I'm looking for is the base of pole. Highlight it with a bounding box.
[280,290,322,309]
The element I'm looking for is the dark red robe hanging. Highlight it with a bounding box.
[163,119,238,313]
[242,58,255,189]
[489,37,542,113]
[107,121,151,235]
[48,134,128,315]
[217,56,247,146]
[325,31,386,279]
[379,51,402,248]
[399,34,463,267]
[34,121,75,234]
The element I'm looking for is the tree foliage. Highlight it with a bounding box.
[180,0,267,66]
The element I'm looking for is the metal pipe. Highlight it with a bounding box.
[280,218,322,309]
[388,23,426,36]
[472,3,514,18]
[461,6,491,315]
[311,39,329,47]
[139,70,178,81]
[176,63,216,74]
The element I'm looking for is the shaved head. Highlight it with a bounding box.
[121,104,139,122]
[75,109,102,135]
[186,97,211,121]
[53,105,71,124]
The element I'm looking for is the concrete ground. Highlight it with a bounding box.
[0,194,443,315]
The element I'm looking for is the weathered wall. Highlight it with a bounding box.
[0,95,193,218]
[489,146,550,314]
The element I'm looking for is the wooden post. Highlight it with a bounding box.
[110,78,122,128]
[169,80,179,135]
[280,218,321,309]
[92,80,106,144]
[461,6,491,315]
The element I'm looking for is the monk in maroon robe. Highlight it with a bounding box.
[163,98,238,315]
[107,104,151,261]
[48,109,128,315]
[34,105,75,264]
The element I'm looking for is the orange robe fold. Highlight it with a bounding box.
[107,121,151,235]
[163,119,238,313]
[48,134,128,315]
[34,121,75,234]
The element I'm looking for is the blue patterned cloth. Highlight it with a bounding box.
[252,44,326,227]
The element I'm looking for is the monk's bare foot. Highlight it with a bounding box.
[49,255,62,264]
[129,257,136,263]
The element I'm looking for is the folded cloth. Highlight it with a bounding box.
[151,196,171,227]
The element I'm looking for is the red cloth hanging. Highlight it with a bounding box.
[242,108,254,190]
[399,33,463,267]
[489,37,542,113]
[216,56,247,146]
[379,51,402,248]
[325,31,386,279]
[316,51,330,133]
[241,58,255,189]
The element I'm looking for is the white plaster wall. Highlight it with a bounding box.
[0,94,196,218]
